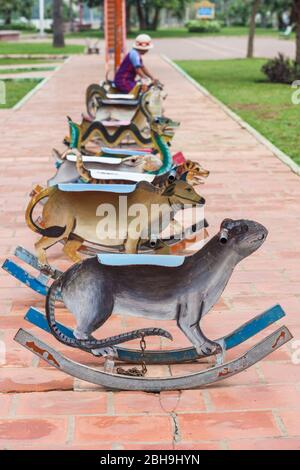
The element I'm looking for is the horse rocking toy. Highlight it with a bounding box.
[12,219,292,391]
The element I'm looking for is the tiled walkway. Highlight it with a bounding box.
[0,54,299,450]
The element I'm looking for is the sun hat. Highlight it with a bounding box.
[134,34,154,51]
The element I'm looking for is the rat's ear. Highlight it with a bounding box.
[162,183,176,196]
[221,218,234,230]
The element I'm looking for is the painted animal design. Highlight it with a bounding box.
[176,160,210,186]
[153,160,210,189]
[45,219,268,357]
[75,153,161,184]
[64,115,178,178]
[86,82,142,119]
[25,181,205,267]
[86,82,163,124]
[48,148,162,187]
[65,93,178,151]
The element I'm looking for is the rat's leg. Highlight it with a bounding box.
[177,300,223,357]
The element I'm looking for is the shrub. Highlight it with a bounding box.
[262,54,300,84]
[186,20,221,34]
[0,23,37,32]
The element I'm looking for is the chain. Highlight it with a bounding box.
[116,334,148,377]
[140,335,147,376]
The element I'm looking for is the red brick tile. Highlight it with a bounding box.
[0,368,73,393]
[208,384,300,411]
[118,442,174,450]
[75,416,173,443]
[179,411,280,441]
[15,391,107,416]
[114,390,205,414]
[0,418,68,446]
[1,332,35,367]
[0,395,11,417]
[1,443,113,450]
[259,362,300,384]
[278,411,300,436]
[175,441,222,450]
[228,437,300,450]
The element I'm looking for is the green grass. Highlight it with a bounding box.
[0,58,63,65]
[66,29,104,39]
[0,66,56,74]
[135,26,283,38]
[176,59,300,166]
[0,78,42,108]
[66,26,285,39]
[0,42,84,55]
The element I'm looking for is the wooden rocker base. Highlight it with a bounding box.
[24,304,286,365]
[14,326,292,392]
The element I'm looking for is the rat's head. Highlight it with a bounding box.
[218,219,268,259]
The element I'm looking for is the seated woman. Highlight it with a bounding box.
[114,34,160,94]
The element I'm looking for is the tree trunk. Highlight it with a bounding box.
[144,2,151,29]
[136,0,147,30]
[126,2,132,33]
[53,0,65,48]
[277,12,284,31]
[4,11,12,25]
[151,7,161,31]
[247,0,261,58]
[293,0,300,64]
[79,2,84,26]
[69,0,74,33]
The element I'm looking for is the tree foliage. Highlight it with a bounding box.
[0,0,34,24]
[135,0,191,30]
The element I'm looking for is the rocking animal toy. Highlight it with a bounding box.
[48,149,163,187]
[86,82,164,126]
[49,144,210,187]
[65,90,177,150]
[25,180,205,268]
[86,81,147,120]
[12,219,292,391]
[51,114,180,186]
[47,218,268,357]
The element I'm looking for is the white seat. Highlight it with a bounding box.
[66,154,123,165]
[106,93,135,100]
[97,254,185,267]
[101,147,152,156]
[58,183,137,193]
[100,120,131,127]
[90,169,155,183]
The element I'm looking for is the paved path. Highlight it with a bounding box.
[0,54,299,450]
[129,36,296,60]
[16,34,296,60]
